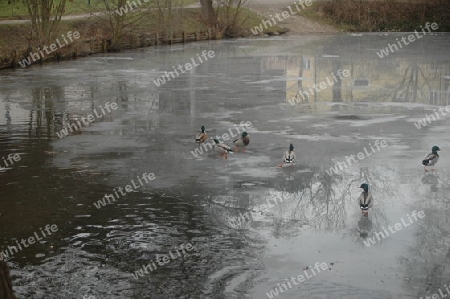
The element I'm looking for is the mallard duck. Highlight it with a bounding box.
[233,132,250,152]
[359,183,373,217]
[278,144,296,167]
[195,126,208,145]
[213,139,233,159]
[422,145,440,171]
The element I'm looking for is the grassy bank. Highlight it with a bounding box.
[0,7,288,69]
[300,0,450,32]
[0,0,197,19]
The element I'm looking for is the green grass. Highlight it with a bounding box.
[0,0,108,19]
[0,0,197,20]
[0,4,285,56]
[0,1,28,19]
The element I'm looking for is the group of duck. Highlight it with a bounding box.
[359,145,441,217]
[195,125,250,159]
[194,125,295,167]
[196,125,442,217]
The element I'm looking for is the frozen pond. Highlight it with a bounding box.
[1,33,450,299]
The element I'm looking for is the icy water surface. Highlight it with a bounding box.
[1,33,450,299]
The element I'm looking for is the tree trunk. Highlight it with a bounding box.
[199,0,216,26]
[21,0,67,44]
[102,0,128,50]
[0,261,16,299]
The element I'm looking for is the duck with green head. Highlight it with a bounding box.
[214,138,233,159]
[359,183,373,217]
[233,131,250,152]
[195,126,208,145]
[278,144,296,167]
[422,145,441,171]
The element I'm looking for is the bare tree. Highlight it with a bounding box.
[101,0,157,50]
[215,0,248,35]
[200,0,216,27]
[154,0,184,32]
[0,261,16,299]
[102,0,127,50]
[21,0,67,44]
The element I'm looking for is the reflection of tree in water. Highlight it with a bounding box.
[210,165,395,238]
[3,95,12,134]
[31,86,62,138]
[281,166,392,234]
[342,167,393,246]
[392,63,432,103]
[199,158,396,240]
[332,59,343,103]
[401,175,450,298]
[421,173,441,193]
[25,80,131,139]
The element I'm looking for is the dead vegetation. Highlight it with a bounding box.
[309,0,450,32]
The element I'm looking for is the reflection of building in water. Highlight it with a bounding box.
[276,54,450,110]
[284,55,317,104]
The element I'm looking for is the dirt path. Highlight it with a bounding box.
[247,0,337,34]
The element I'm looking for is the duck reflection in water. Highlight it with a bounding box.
[421,172,439,192]
[357,214,373,239]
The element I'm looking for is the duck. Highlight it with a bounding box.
[278,144,296,167]
[422,145,440,171]
[213,139,233,159]
[359,183,373,217]
[233,132,250,152]
[195,126,208,145]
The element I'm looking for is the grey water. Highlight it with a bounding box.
[1,33,450,299]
